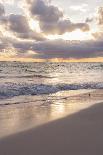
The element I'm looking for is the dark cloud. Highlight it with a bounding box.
[0,33,103,60]
[8,14,30,33]
[26,0,89,34]
[0,3,5,16]
[9,39,103,59]
[27,0,63,23]
[17,31,46,41]
[0,42,8,50]
[13,40,34,51]
[31,40,103,59]
[40,19,89,34]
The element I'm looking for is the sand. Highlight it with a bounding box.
[0,102,103,155]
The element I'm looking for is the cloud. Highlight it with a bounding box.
[0,32,103,60]
[25,0,89,35]
[0,3,5,16]
[0,1,103,61]
[0,1,89,39]
[40,19,89,35]
[7,14,46,40]
[7,39,102,59]
[8,14,30,33]
[0,13,46,41]
[31,40,103,59]
[17,31,46,41]
[92,31,103,40]
[27,0,63,23]
[91,6,103,40]
[98,7,103,25]
[85,6,103,26]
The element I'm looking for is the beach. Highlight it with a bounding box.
[0,101,103,155]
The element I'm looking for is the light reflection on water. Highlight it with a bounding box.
[0,62,103,139]
[0,89,103,139]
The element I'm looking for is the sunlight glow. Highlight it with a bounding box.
[29,19,40,32]
[46,30,93,41]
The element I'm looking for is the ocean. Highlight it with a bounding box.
[0,62,103,138]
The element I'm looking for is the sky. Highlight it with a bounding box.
[0,0,103,62]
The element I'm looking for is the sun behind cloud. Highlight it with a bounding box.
[46,29,93,41]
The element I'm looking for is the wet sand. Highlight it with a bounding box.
[0,102,103,155]
[0,89,103,139]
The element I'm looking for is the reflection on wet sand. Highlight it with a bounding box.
[0,90,103,138]
[0,89,103,139]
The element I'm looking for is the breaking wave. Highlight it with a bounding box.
[0,82,103,99]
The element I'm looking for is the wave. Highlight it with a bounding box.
[0,82,103,99]
[0,74,55,79]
